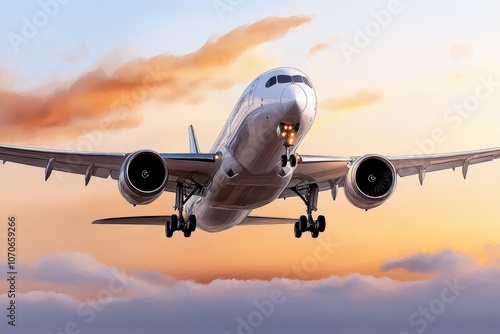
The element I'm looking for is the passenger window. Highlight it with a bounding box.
[277,75,292,83]
[265,76,277,88]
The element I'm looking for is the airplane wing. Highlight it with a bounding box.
[281,147,500,198]
[0,144,219,191]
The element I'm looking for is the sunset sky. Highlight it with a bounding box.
[1,1,500,333]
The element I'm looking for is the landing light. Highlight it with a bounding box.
[277,123,300,147]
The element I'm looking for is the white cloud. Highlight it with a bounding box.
[1,251,499,334]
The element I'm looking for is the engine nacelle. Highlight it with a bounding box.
[344,154,397,210]
[118,150,168,205]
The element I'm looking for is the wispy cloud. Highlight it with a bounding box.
[319,90,382,113]
[380,249,476,274]
[307,38,336,56]
[0,15,312,140]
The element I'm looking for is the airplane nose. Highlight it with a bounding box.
[281,84,307,115]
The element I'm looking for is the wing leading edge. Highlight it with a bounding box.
[282,147,500,199]
[2,143,500,224]
[0,144,219,191]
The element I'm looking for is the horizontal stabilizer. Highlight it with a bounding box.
[92,215,296,226]
[238,216,296,225]
[92,216,168,225]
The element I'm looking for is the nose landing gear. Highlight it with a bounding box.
[281,146,300,168]
[278,123,300,167]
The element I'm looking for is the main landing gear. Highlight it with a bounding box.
[278,123,300,167]
[165,182,200,238]
[291,184,326,239]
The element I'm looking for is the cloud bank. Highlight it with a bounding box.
[1,250,499,334]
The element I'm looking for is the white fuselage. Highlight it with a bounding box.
[185,68,317,232]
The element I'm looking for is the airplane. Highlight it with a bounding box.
[1,67,500,239]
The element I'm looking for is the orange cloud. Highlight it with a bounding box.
[307,38,336,56]
[0,15,313,140]
[319,90,382,112]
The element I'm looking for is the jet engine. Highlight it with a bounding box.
[344,154,397,210]
[118,150,168,205]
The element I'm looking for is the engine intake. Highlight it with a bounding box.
[344,154,397,210]
[118,150,168,205]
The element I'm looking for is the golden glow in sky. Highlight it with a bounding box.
[1,1,500,333]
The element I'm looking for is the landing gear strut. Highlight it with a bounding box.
[278,123,300,167]
[291,184,326,238]
[165,182,200,238]
[281,146,299,168]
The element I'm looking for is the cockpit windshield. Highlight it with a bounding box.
[265,75,313,88]
[277,75,292,84]
[265,76,276,88]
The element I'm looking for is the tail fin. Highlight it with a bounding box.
[188,125,200,153]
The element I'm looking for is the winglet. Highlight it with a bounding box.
[188,125,200,154]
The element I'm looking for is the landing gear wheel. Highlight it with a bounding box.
[188,215,197,232]
[289,154,297,167]
[171,214,178,231]
[317,215,326,232]
[311,229,319,238]
[165,220,174,238]
[281,155,288,167]
[167,183,202,238]
[299,215,308,232]
[294,222,302,238]
[291,184,329,239]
